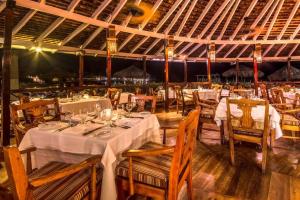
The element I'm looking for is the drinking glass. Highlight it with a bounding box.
[95,103,102,118]
[126,102,133,115]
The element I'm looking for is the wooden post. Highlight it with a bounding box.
[183,59,188,83]
[207,57,212,86]
[235,59,239,85]
[164,47,169,112]
[287,57,291,81]
[106,49,112,87]
[143,56,147,84]
[253,58,259,95]
[79,53,84,87]
[1,0,15,146]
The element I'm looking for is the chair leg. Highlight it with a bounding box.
[116,178,127,200]
[163,129,167,144]
[262,140,268,174]
[176,102,179,113]
[270,129,275,149]
[220,121,225,144]
[229,137,235,166]
[196,122,203,141]
[187,165,193,200]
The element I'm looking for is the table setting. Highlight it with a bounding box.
[19,105,160,200]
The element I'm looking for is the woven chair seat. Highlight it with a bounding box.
[29,161,103,200]
[116,142,172,189]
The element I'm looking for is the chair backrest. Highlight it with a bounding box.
[168,109,200,199]
[270,88,285,104]
[4,147,29,200]
[134,95,157,113]
[226,98,270,136]
[259,83,269,100]
[106,88,122,106]
[174,86,184,103]
[19,96,31,123]
[10,99,61,145]
[294,93,300,109]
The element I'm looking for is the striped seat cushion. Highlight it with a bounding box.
[29,161,102,200]
[200,108,214,119]
[116,142,172,188]
[282,114,300,126]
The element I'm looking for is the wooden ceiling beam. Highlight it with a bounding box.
[61,0,117,47]
[218,0,241,40]
[118,0,163,51]
[99,0,142,50]
[12,10,37,35]
[207,0,235,39]
[14,0,300,48]
[187,44,201,56]
[198,0,231,39]
[35,0,81,42]
[144,0,189,54]
[176,0,198,36]
[263,0,285,40]
[277,1,300,40]
[238,0,279,58]
[130,0,184,53]
[289,44,299,57]
[216,0,259,57]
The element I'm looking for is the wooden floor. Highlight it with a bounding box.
[1,111,300,200]
[157,112,300,200]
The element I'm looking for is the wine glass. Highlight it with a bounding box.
[79,109,87,124]
[64,112,72,126]
[95,103,102,118]
[126,102,133,116]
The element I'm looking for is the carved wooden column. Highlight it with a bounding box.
[207,57,212,86]
[106,49,112,87]
[143,56,147,84]
[253,58,259,95]
[183,59,188,83]
[1,0,15,146]
[164,47,169,112]
[79,52,84,87]
[235,59,240,85]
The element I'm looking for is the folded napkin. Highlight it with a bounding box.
[114,118,140,128]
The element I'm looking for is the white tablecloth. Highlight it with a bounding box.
[214,98,283,139]
[184,89,220,101]
[19,114,161,200]
[59,97,112,114]
[158,88,176,99]
[283,91,300,104]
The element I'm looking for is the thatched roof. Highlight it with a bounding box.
[222,65,264,78]
[268,66,300,81]
[1,0,300,62]
[114,65,150,79]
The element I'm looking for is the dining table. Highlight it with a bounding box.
[59,96,112,114]
[214,97,283,140]
[19,112,161,200]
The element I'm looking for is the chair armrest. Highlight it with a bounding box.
[122,146,175,157]
[20,147,37,155]
[29,155,102,188]
[281,108,300,114]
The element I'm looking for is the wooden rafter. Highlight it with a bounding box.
[118,0,163,51]
[12,10,37,35]
[61,0,117,46]
[130,0,184,53]
[143,0,190,54]
[237,0,279,58]
[289,44,299,57]
[35,0,81,42]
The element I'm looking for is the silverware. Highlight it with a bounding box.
[57,125,72,132]
[124,115,144,119]
[82,126,105,136]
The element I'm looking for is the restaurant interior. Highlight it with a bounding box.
[0,0,300,199]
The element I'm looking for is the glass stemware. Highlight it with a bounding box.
[126,102,133,116]
[95,103,102,118]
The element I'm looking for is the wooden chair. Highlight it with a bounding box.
[134,95,157,113]
[106,88,122,107]
[226,98,270,173]
[4,146,102,200]
[10,99,61,146]
[192,91,224,143]
[259,83,270,101]
[116,109,200,200]
[174,86,194,115]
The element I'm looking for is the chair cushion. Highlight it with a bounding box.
[30,161,102,200]
[282,114,300,126]
[200,108,214,119]
[116,142,172,189]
